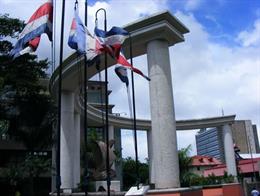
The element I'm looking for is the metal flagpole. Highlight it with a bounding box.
[51,0,57,73]
[129,35,140,189]
[95,9,110,196]
[56,0,66,195]
[83,0,89,195]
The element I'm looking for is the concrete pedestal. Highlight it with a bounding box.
[95,180,121,192]
[147,40,180,188]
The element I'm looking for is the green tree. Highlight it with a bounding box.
[122,157,149,191]
[0,14,24,55]
[178,145,198,187]
[0,14,55,150]
[0,14,55,196]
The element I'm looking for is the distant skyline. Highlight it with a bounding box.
[1,0,259,161]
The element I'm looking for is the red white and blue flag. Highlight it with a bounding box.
[115,66,129,87]
[117,50,150,81]
[68,10,101,65]
[10,0,53,58]
[94,26,128,58]
[95,27,150,81]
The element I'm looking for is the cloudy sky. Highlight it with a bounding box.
[1,0,260,162]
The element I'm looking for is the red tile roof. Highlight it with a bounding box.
[204,158,260,177]
[191,155,222,166]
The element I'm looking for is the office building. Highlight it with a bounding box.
[196,120,259,163]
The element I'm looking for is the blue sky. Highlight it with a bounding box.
[1,0,260,162]
[170,0,260,46]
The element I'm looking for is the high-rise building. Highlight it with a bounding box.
[196,127,225,162]
[231,120,260,154]
[196,120,259,163]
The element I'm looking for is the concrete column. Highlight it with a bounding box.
[147,39,180,188]
[223,124,237,177]
[73,112,81,187]
[60,91,75,190]
[109,125,115,141]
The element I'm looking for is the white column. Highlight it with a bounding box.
[73,112,81,187]
[147,40,180,188]
[109,125,115,141]
[61,91,75,190]
[223,124,237,177]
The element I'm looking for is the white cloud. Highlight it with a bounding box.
[121,130,148,162]
[171,11,260,130]
[184,0,202,11]
[236,19,260,47]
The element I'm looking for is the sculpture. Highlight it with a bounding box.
[87,139,117,181]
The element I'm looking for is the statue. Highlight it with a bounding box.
[87,139,117,181]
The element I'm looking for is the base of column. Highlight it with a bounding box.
[94,180,121,192]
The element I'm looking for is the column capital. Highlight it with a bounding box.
[123,11,189,58]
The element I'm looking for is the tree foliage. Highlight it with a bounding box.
[122,157,149,191]
[0,14,55,150]
[0,14,24,38]
[178,145,235,187]
[178,145,198,187]
[0,13,55,196]
[0,14,24,54]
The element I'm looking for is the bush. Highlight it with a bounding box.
[189,172,235,186]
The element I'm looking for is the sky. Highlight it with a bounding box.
[1,0,260,162]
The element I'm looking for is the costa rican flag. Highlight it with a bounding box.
[94,26,129,57]
[10,0,53,58]
[68,10,101,65]
[115,66,129,86]
[117,50,150,81]
[68,10,85,54]
[95,27,150,81]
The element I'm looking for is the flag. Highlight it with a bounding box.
[94,26,129,57]
[115,65,133,120]
[18,37,41,56]
[10,1,53,58]
[95,27,150,81]
[115,66,129,86]
[68,10,85,54]
[94,26,129,46]
[68,10,100,64]
[117,50,150,81]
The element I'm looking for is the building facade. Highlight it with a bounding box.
[231,120,260,154]
[196,127,225,162]
[196,121,259,163]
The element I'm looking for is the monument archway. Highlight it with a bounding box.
[50,11,237,190]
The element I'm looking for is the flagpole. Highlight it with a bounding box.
[129,34,140,189]
[51,0,56,73]
[95,9,111,196]
[57,0,66,195]
[83,0,89,195]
